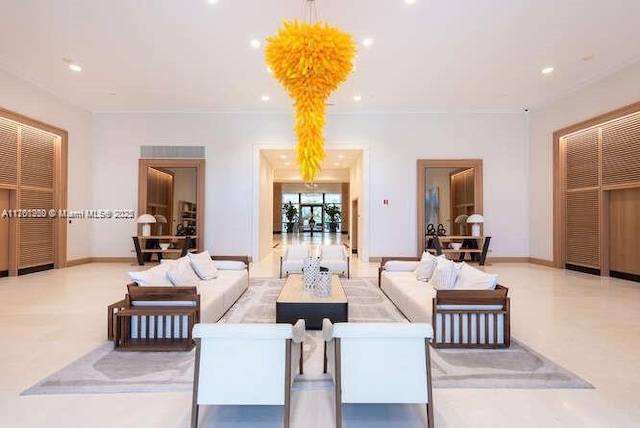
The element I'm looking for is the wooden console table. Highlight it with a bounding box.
[426,235,491,266]
[132,235,196,265]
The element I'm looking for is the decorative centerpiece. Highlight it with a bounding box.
[303,257,321,291]
[314,272,332,297]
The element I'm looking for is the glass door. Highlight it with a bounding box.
[300,204,323,232]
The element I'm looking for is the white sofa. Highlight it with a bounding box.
[109,255,250,344]
[379,255,510,348]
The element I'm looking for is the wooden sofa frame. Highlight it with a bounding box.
[379,257,511,349]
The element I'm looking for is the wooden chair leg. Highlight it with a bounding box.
[299,342,304,374]
[425,339,435,428]
[335,339,342,428]
[191,340,202,428]
[284,340,292,428]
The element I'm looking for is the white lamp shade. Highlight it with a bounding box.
[137,214,156,237]
[137,214,156,224]
[466,214,484,237]
[466,214,484,224]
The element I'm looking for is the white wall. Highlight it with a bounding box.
[257,152,274,260]
[0,69,93,260]
[331,113,529,258]
[529,60,640,261]
[92,111,529,259]
[349,152,365,258]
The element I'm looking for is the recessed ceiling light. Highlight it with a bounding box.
[62,57,82,72]
[261,94,270,102]
[206,0,219,4]
[362,38,374,47]
[250,39,261,49]
[279,154,287,159]
[405,0,417,4]
[338,155,345,159]
[333,163,341,167]
[541,66,554,75]
[353,95,362,102]
[284,162,291,167]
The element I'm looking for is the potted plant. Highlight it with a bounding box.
[324,203,341,232]
[282,201,298,233]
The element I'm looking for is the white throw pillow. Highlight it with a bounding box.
[213,260,247,270]
[128,263,173,286]
[454,263,498,290]
[384,261,420,272]
[420,251,438,263]
[428,258,462,290]
[167,257,201,286]
[413,258,437,281]
[188,251,219,280]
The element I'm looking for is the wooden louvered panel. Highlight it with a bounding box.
[0,118,19,186]
[20,126,55,189]
[601,112,640,187]
[566,190,600,268]
[19,190,54,268]
[565,128,599,190]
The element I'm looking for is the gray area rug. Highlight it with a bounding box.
[22,277,591,395]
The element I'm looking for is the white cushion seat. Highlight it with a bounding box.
[318,245,350,278]
[280,244,311,278]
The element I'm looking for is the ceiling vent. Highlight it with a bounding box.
[140,146,205,159]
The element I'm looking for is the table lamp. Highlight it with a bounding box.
[454,214,469,235]
[137,214,156,237]
[154,214,167,235]
[466,214,484,237]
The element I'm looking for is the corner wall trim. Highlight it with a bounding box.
[487,257,530,263]
[528,257,555,267]
[66,258,93,267]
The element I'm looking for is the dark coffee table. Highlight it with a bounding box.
[276,274,348,330]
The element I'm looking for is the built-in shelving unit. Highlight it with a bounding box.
[179,200,197,229]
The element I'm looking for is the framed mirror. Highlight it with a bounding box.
[416,159,483,254]
[138,159,204,251]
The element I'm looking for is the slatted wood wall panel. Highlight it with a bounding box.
[566,190,600,268]
[19,190,54,268]
[20,126,54,189]
[0,118,19,186]
[565,128,599,190]
[601,112,640,187]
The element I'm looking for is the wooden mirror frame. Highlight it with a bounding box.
[416,159,483,255]
[138,159,204,252]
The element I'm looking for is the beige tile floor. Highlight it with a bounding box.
[1,242,639,427]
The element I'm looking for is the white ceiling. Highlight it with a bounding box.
[1,0,640,113]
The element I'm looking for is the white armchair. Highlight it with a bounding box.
[280,244,311,278]
[191,319,305,428]
[318,245,350,278]
[322,319,435,428]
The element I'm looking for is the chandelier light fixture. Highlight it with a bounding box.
[265,0,357,182]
